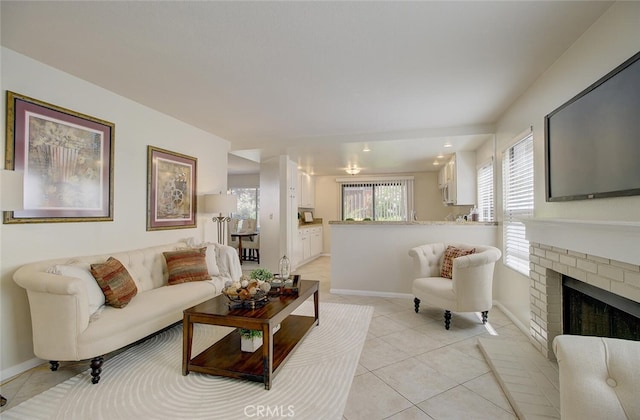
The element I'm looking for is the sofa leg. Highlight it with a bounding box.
[414,297,420,313]
[49,361,59,371]
[90,356,104,384]
[482,310,488,324]
[444,310,452,330]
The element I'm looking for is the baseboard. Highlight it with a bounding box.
[1,357,43,382]
[330,288,413,299]
[493,300,530,338]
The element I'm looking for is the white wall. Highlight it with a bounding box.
[493,2,640,327]
[331,223,498,297]
[0,48,230,378]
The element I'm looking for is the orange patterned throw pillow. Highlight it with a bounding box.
[440,246,476,279]
[90,257,138,308]
[163,247,211,285]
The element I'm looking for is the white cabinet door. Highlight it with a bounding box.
[297,172,315,208]
[310,227,323,256]
[302,231,311,261]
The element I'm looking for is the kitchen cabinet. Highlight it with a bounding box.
[296,225,323,266]
[298,172,315,208]
[439,151,476,205]
[310,226,323,256]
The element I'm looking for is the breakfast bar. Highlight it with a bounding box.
[329,221,498,297]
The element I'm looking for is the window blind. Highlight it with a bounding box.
[477,160,494,222]
[339,178,413,221]
[502,132,534,275]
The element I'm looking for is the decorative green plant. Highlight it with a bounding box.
[249,268,274,282]
[239,328,262,339]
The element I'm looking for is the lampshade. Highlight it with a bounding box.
[204,193,237,215]
[1,170,25,211]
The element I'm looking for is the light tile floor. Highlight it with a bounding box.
[2,256,533,419]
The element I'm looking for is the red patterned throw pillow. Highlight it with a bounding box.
[90,257,138,308]
[440,246,476,279]
[163,247,211,285]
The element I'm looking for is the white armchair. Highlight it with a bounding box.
[408,243,501,329]
[553,335,640,419]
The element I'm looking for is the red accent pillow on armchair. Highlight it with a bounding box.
[440,246,476,279]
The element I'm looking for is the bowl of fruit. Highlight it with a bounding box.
[222,276,272,309]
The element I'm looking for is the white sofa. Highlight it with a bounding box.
[14,241,241,384]
[553,335,640,419]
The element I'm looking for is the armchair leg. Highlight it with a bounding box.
[49,361,59,371]
[90,356,104,384]
[482,310,488,324]
[444,310,452,330]
[414,297,420,313]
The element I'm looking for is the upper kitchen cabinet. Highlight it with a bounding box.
[439,151,476,206]
[298,171,315,208]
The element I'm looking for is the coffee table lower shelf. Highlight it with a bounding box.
[187,315,317,385]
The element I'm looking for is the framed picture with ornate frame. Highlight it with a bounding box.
[4,91,115,224]
[147,146,197,231]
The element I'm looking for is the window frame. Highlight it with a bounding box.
[337,176,414,222]
[502,130,534,276]
[229,187,260,224]
[477,159,495,222]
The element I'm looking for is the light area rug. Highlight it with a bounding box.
[4,302,373,420]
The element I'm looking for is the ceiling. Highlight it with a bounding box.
[1,1,612,176]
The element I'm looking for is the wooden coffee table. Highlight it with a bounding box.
[182,280,319,390]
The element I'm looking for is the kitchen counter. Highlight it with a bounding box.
[328,220,497,226]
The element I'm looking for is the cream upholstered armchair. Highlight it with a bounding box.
[408,243,501,329]
[553,335,640,419]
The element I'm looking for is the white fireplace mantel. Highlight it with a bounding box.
[522,218,640,266]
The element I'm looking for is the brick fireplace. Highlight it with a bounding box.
[523,219,640,360]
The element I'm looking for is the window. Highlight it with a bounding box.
[229,187,259,222]
[477,160,494,222]
[339,177,414,221]
[502,131,534,275]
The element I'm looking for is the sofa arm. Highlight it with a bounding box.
[214,243,242,282]
[451,248,501,312]
[14,265,90,360]
[553,335,640,420]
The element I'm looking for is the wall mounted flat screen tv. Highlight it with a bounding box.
[545,50,640,202]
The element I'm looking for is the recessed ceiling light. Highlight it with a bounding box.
[444,142,452,148]
[345,167,361,175]
[362,146,371,152]
[433,161,440,166]
[437,153,444,159]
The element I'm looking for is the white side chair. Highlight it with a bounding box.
[243,233,260,263]
[227,218,240,249]
[553,335,640,419]
[408,243,501,329]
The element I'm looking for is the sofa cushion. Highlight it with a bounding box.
[440,246,476,279]
[163,247,211,285]
[90,257,138,308]
[77,280,220,359]
[50,263,105,315]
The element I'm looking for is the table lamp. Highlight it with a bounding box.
[204,193,238,245]
[1,169,25,216]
